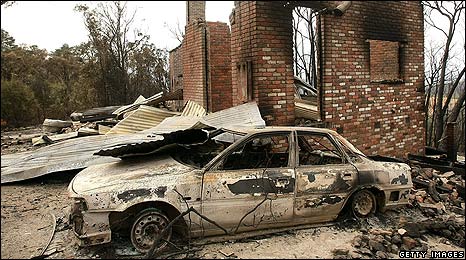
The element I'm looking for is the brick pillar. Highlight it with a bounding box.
[231,1,295,126]
[187,1,205,23]
[182,21,207,108]
[183,5,232,112]
[169,46,183,91]
[206,22,233,112]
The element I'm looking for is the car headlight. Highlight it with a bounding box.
[71,198,88,213]
[70,198,88,235]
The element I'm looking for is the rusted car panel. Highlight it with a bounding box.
[294,164,357,220]
[353,160,412,208]
[201,168,296,235]
[68,126,413,250]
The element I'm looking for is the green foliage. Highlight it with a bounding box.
[128,43,169,101]
[76,2,169,106]
[1,79,40,127]
[1,39,51,124]
[1,3,169,128]
[46,44,81,115]
[1,29,16,52]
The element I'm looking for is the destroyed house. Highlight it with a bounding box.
[169,1,425,158]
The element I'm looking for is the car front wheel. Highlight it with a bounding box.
[130,208,172,253]
[351,190,376,218]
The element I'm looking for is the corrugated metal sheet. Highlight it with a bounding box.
[98,124,112,135]
[146,102,265,135]
[147,116,207,134]
[1,133,160,184]
[112,92,163,117]
[181,100,207,117]
[111,95,147,116]
[106,105,180,135]
[200,102,265,129]
[1,102,265,183]
[112,89,183,117]
[1,150,34,169]
[81,105,121,117]
[32,132,79,146]
[70,105,121,122]
[96,129,209,158]
[295,99,319,120]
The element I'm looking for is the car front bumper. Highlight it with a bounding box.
[70,199,112,246]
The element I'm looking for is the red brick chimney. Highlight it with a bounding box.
[186,1,205,24]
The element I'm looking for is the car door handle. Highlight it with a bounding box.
[342,173,353,180]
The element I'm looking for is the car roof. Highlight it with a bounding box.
[225,126,338,135]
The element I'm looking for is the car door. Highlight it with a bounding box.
[293,131,357,222]
[200,131,296,236]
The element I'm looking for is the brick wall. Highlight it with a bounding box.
[319,1,425,157]
[169,45,183,91]
[369,40,400,82]
[178,1,425,158]
[231,1,295,126]
[182,21,207,107]
[229,1,425,157]
[181,3,233,111]
[206,22,233,112]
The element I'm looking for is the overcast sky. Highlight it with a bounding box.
[1,1,234,51]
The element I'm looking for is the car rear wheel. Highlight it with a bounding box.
[351,190,376,218]
[130,208,172,253]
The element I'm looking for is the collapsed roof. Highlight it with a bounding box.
[1,101,264,184]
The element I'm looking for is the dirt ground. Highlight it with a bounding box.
[1,127,465,259]
[1,126,44,155]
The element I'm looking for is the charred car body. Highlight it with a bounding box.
[68,127,412,252]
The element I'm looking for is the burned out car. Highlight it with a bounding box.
[68,127,412,252]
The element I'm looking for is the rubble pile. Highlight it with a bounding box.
[336,153,466,259]
[1,96,266,184]
[409,166,465,216]
[13,91,182,149]
[349,214,465,259]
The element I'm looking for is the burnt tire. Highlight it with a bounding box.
[130,208,172,253]
[351,190,376,218]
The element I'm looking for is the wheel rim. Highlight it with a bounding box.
[352,191,375,217]
[131,211,171,253]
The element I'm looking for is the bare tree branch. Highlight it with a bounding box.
[164,20,185,44]
[293,6,317,86]
[424,1,465,147]
[448,88,465,123]
[443,66,466,115]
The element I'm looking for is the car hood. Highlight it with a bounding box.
[71,154,196,196]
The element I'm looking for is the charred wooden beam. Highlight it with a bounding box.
[412,178,452,193]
